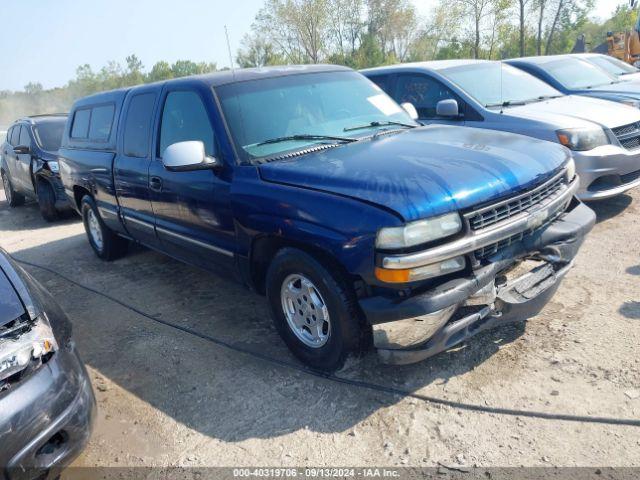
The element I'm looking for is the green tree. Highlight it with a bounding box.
[124,54,145,86]
[236,34,285,67]
[146,61,174,82]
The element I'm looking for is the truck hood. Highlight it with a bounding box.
[258,125,569,222]
[503,95,640,130]
[0,268,25,328]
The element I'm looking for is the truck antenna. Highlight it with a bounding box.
[225,25,236,76]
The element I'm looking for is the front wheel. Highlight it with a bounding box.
[81,195,128,261]
[37,179,59,222]
[2,171,25,207]
[266,248,366,372]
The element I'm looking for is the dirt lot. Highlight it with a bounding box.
[0,185,639,469]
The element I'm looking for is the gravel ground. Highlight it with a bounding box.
[0,185,638,470]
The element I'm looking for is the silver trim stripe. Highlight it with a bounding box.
[156,226,234,257]
[124,215,155,230]
[382,176,579,270]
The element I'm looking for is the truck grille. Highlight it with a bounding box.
[465,173,566,231]
[474,208,565,261]
[612,121,640,151]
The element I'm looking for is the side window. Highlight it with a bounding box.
[159,91,215,157]
[88,104,115,141]
[123,93,156,158]
[10,126,21,146]
[7,127,15,146]
[18,125,31,147]
[71,109,91,139]
[395,75,459,118]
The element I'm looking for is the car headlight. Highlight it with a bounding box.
[0,316,58,383]
[556,127,609,151]
[376,212,462,250]
[47,161,59,173]
[619,98,640,109]
[566,157,576,182]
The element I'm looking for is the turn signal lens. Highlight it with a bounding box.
[375,256,466,283]
[375,267,410,283]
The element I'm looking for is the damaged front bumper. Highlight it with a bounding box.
[359,199,596,365]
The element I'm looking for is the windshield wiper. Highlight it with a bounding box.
[484,100,528,108]
[343,120,417,132]
[536,94,563,101]
[253,134,357,147]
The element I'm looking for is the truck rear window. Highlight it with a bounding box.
[89,105,115,141]
[71,109,90,138]
[71,103,115,142]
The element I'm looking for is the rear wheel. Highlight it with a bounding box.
[266,248,365,372]
[81,195,128,261]
[37,179,59,222]
[1,171,25,207]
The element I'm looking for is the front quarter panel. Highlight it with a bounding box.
[231,166,402,285]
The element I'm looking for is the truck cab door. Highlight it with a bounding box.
[148,86,236,272]
[114,88,161,248]
[394,74,467,127]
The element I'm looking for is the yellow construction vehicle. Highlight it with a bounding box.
[606,0,640,66]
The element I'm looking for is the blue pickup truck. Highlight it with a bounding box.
[58,65,595,370]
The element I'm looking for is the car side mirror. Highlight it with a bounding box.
[161,141,221,172]
[13,145,31,155]
[400,102,419,121]
[436,99,460,118]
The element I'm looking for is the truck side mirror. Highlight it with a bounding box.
[400,102,419,120]
[436,99,460,118]
[161,141,221,172]
[13,145,31,155]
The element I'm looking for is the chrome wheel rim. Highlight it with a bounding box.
[2,175,11,204]
[280,274,331,348]
[87,209,103,251]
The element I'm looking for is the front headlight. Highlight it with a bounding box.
[47,161,59,173]
[376,212,462,249]
[0,316,58,383]
[556,127,609,151]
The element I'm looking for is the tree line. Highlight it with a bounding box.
[236,0,636,67]
[0,57,216,127]
[0,0,636,127]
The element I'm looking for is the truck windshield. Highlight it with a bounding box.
[540,58,619,89]
[34,119,66,152]
[441,63,562,108]
[216,71,416,162]
[586,55,638,76]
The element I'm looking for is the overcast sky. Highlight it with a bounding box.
[0,0,628,91]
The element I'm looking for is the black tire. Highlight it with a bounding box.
[266,247,366,372]
[81,195,128,261]
[37,179,59,222]
[1,171,25,207]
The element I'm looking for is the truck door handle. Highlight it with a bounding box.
[149,176,163,192]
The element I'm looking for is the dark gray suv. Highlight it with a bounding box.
[1,115,71,221]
